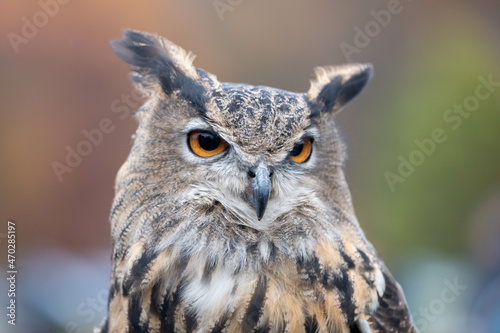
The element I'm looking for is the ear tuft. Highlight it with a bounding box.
[110,30,200,95]
[308,64,373,114]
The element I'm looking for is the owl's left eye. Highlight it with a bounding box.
[188,130,228,157]
[289,137,313,163]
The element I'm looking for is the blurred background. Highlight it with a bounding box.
[1,0,499,332]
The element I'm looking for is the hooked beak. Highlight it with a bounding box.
[249,166,272,220]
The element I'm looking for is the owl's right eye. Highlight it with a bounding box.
[188,130,228,157]
[289,137,313,163]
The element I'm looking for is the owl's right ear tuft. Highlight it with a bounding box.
[307,64,373,115]
[111,30,208,108]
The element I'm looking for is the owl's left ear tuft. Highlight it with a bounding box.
[308,64,373,114]
[111,30,209,111]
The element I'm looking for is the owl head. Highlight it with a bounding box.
[110,30,372,235]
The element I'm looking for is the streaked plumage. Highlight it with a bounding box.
[98,30,417,333]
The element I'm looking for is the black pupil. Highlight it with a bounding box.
[289,142,304,156]
[198,132,221,151]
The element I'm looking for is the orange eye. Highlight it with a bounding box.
[289,137,313,163]
[188,130,228,157]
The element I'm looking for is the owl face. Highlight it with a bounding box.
[178,84,318,224]
[111,30,372,231]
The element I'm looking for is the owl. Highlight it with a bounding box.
[99,30,417,333]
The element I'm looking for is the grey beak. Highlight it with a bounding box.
[250,166,272,220]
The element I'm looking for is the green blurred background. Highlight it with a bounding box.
[1,1,499,332]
